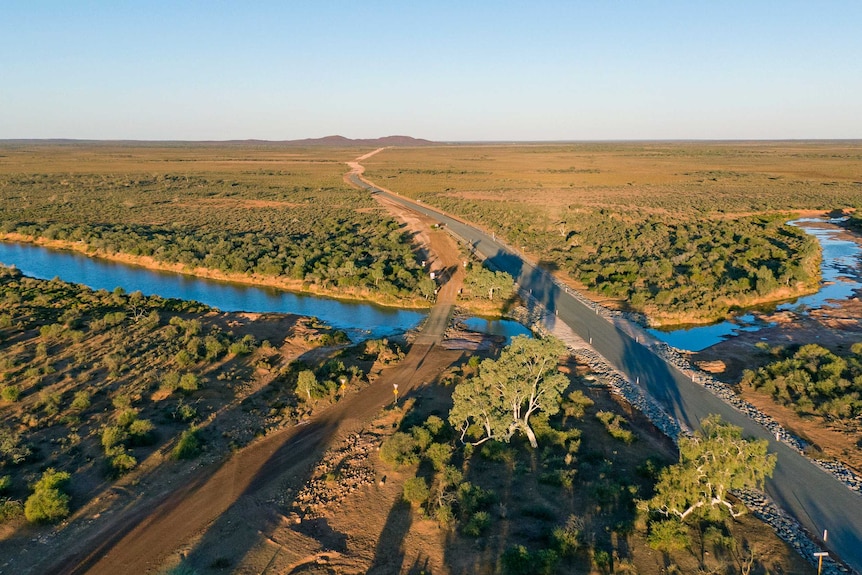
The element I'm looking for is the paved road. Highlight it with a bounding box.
[349,173,862,573]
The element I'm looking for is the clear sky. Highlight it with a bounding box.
[2,1,860,141]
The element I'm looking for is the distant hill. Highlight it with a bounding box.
[0,136,436,147]
[266,135,436,147]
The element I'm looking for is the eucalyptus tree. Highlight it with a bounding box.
[449,335,569,449]
[644,415,776,521]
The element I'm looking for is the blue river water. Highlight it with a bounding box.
[0,241,426,341]
[0,241,532,342]
[647,218,862,351]
[4,217,851,351]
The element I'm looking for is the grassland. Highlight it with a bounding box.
[363,141,862,325]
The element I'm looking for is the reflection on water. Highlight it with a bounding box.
[0,242,426,341]
[647,218,862,352]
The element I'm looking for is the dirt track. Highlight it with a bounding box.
[41,153,466,575]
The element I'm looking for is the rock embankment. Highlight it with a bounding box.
[289,432,378,519]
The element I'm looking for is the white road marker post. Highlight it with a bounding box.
[393,383,399,405]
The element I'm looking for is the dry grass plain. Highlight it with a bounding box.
[364,142,862,325]
[363,141,862,216]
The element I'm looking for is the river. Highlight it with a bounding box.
[646,217,862,351]
[0,241,530,342]
[7,218,846,351]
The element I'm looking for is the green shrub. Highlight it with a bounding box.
[102,425,129,451]
[423,415,445,437]
[550,515,582,557]
[110,451,138,475]
[424,442,453,471]
[175,349,194,367]
[178,373,200,392]
[0,499,23,522]
[593,549,611,569]
[402,476,430,506]
[0,427,31,464]
[501,545,531,575]
[116,408,139,428]
[539,469,577,490]
[1,385,21,403]
[457,482,494,517]
[161,371,181,392]
[596,411,636,444]
[411,425,433,452]
[24,469,71,523]
[462,510,491,537]
[0,475,11,494]
[562,390,594,420]
[129,419,156,445]
[379,432,419,467]
[480,440,512,462]
[70,390,91,412]
[172,427,202,460]
[173,400,198,422]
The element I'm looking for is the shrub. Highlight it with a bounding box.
[175,349,194,367]
[172,427,202,460]
[562,390,594,420]
[102,425,129,451]
[161,371,181,392]
[110,451,138,475]
[0,475,11,494]
[70,390,91,412]
[24,469,71,523]
[423,415,446,437]
[425,442,453,471]
[411,425,433,452]
[457,482,494,517]
[480,440,513,462]
[593,549,611,569]
[402,476,430,506]
[501,545,531,575]
[462,510,491,537]
[228,335,255,356]
[0,427,31,464]
[550,515,582,557]
[115,408,139,428]
[379,432,419,467]
[173,400,198,422]
[0,499,23,522]
[129,419,156,445]
[596,411,636,444]
[178,373,200,392]
[1,385,21,403]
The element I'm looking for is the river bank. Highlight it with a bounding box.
[0,232,434,311]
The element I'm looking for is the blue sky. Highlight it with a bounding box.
[1,1,860,141]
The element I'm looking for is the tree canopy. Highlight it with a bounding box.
[449,335,569,449]
[644,415,776,521]
[462,264,516,302]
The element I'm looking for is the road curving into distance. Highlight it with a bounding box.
[348,167,862,574]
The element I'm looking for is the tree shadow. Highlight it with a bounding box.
[291,517,348,553]
[367,500,414,574]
